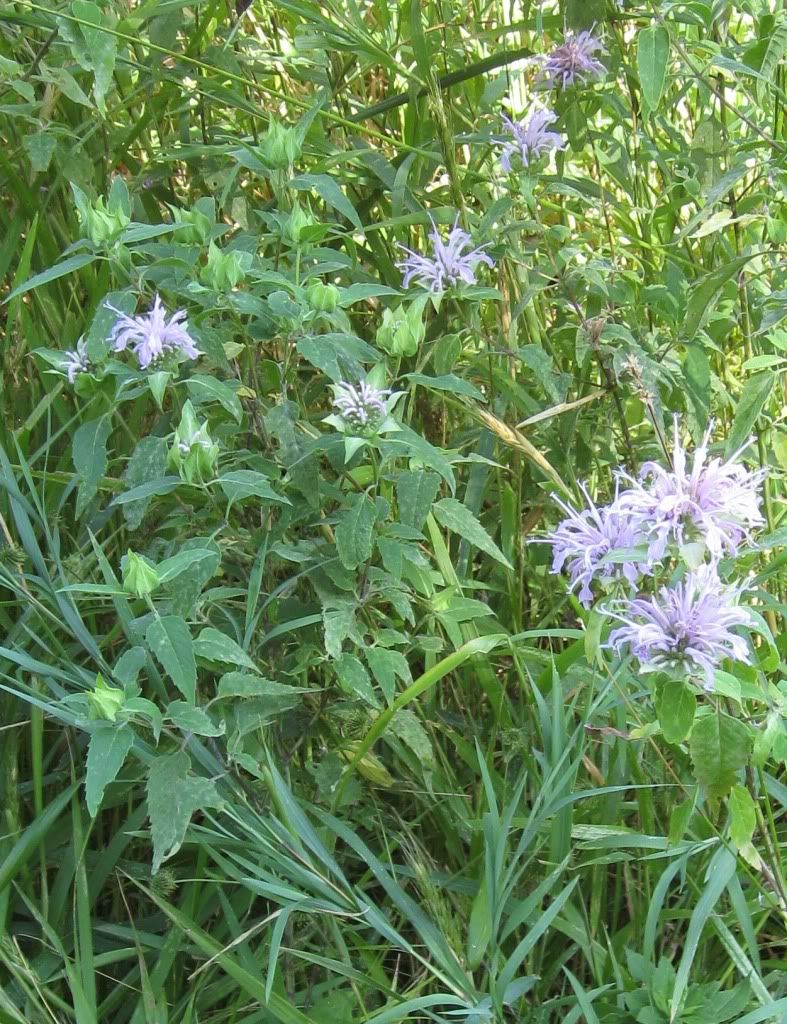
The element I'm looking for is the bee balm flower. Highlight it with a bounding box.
[615,421,765,560]
[500,110,565,171]
[607,566,751,689]
[541,30,606,90]
[108,294,199,369]
[396,217,494,293]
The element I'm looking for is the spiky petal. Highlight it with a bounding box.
[607,566,751,689]
[541,30,606,90]
[614,420,766,560]
[500,110,566,172]
[107,294,200,369]
[332,381,390,433]
[396,217,494,293]
[63,337,91,383]
[546,484,649,607]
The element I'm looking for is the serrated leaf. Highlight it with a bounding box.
[684,254,755,338]
[216,672,305,700]
[165,701,225,737]
[335,653,379,707]
[146,615,197,704]
[726,372,774,456]
[194,627,257,671]
[365,647,411,705]
[85,723,134,816]
[638,25,670,111]
[396,470,440,531]
[655,680,697,744]
[23,131,57,173]
[290,173,362,230]
[146,751,222,873]
[689,712,751,799]
[433,498,512,569]
[218,470,290,507]
[72,1,117,114]
[4,252,96,303]
[335,493,376,570]
[187,374,243,423]
[728,783,756,850]
[73,416,111,517]
[322,600,357,659]
[121,436,169,530]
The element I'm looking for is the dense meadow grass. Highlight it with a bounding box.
[2,0,787,1020]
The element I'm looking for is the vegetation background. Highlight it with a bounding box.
[1,0,787,1021]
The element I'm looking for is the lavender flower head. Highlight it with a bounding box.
[63,337,91,383]
[397,217,494,293]
[107,294,199,370]
[500,110,566,172]
[333,381,390,434]
[541,30,606,90]
[607,566,751,689]
[615,420,765,560]
[546,484,648,607]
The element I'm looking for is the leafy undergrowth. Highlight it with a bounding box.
[2,0,787,1022]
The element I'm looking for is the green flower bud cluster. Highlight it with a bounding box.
[376,302,426,357]
[258,120,301,170]
[200,242,252,291]
[168,401,219,484]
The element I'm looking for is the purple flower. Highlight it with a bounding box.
[541,30,606,90]
[607,566,751,689]
[396,217,494,293]
[63,337,91,383]
[546,484,648,607]
[107,294,199,369]
[333,381,389,433]
[500,110,566,172]
[614,421,765,560]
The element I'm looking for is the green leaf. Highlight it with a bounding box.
[637,25,670,111]
[23,131,57,173]
[432,498,512,569]
[335,493,376,570]
[726,372,774,456]
[165,701,225,737]
[187,375,243,423]
[85,723,134,816]
[396,470,440,531]
[322,600,358,659]
[684,254,755,338]
[146,616,197,704]
[156,549,217,585]
[72,0,117,114]
[121,437,169,530]
[194,627,258,671]
[335,653,379,707]
[689,712,752,799]
[365,647,411,705]
[405,372,486,402]
[290,173,362,230]
[728,783,756,849]
[655,680,697,744]
[218,470,290,507]
[216,672,305,700]
[4,252,96,303]
[146,751,222,873]
[73,417,111,517]
[668,790,696,846]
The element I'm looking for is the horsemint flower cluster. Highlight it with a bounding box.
[108,294,200,369]
[546,421,765,689]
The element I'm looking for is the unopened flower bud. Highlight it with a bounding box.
[122,550,160,599]
[307,281,340,313]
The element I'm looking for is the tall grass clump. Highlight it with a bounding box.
[1,0,787,1022]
